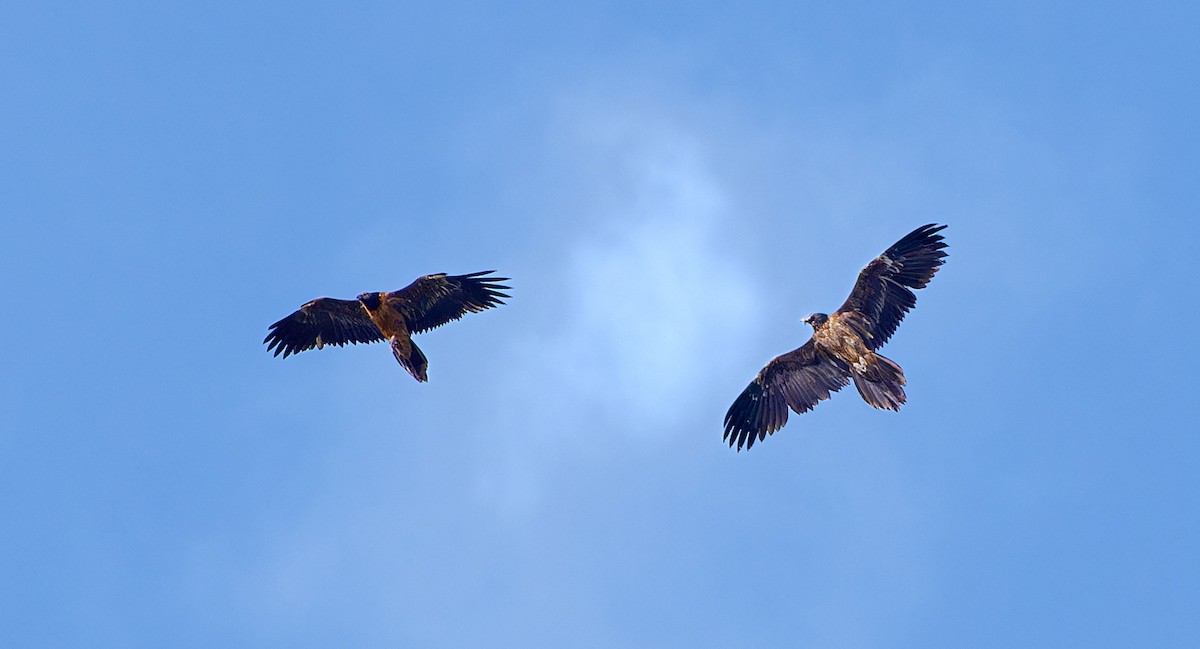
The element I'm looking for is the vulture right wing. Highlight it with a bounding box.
[723,341,851,451]
[264,298,384,358]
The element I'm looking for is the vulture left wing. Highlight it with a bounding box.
[835,223,948,350]
[389,271,510,334]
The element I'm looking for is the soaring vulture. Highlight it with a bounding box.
[264,271,510,382]
[724,224,948,451]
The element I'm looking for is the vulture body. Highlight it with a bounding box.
[264,271,509,382]
[724,224,948,451]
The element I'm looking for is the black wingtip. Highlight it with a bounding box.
[903,223,947,243]
[459,270,513,294]
[885,224,949,262]
[723,380,766,452]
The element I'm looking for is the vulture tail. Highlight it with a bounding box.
[852,353,906,411]
[392,338,429,383]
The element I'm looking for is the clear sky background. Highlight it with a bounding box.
[2,1,1198,647]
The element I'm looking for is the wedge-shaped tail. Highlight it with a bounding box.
[851,353,906,411]
[392,339,429,383]
[264,270,509,383]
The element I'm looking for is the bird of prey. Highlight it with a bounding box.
[264,271,510,382]
[723,224,948,451]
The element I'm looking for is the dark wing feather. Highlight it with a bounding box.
[390,270,510,334]
[836,223,948,350]
[723,341,851,451]
[264,298,383,358]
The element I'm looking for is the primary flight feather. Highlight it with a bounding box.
[724,224,948,451]
[264,271,510,382]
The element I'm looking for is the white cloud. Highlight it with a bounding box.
[532,111,760,436]
[466,104,765,522]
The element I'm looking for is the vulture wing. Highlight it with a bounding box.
[723,341,851,451]
[264,298,383,358]
[835,223,948,350]
[389,271,510,334]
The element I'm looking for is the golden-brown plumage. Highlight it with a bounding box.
[812,312,874,374]
[723,224,947,451]
[264,271,510,382]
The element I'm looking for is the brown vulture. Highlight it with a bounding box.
[264,271,510,382]
[724,224,948,451]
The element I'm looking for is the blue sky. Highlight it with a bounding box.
[2,1,1198,646]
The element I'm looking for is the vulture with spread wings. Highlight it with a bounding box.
[724,224,948,451]
[264,271,510,382]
